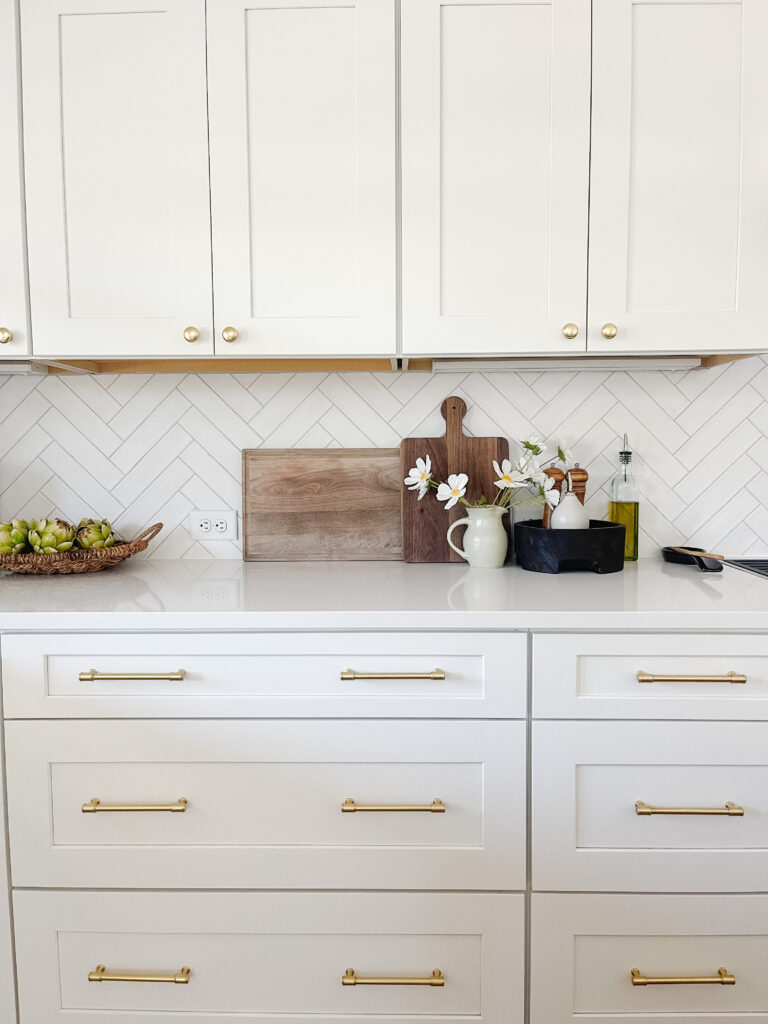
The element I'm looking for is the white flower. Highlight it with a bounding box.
[436,473,468,510]
[493,459,527,490]
[524,457,546,486]
[542,476,561,509]
[404,455,432,500]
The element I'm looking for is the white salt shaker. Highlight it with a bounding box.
[550,471,589,530]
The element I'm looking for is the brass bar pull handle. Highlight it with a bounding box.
[635,800,743,816]
[637,669,746,684]
[631,967,734,986]
[343,968,444,986]
[342,797,445,813]
[80,669,186,682]
[341,668,446,681]
[89,964,190,984]
[83,797,188,814]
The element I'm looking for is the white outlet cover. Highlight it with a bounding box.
[188,511,238,541]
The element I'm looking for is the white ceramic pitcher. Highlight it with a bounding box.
[446,505,509,568]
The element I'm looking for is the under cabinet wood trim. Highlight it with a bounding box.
[39,352,759,373]
[45,358,425,374]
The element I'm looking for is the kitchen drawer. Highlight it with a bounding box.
[531,893,768,1024]
[0,631,523,718]
[533,721,768,892]
[6,719,525,890]
[14,890,523,1024]
[533,633,768,719]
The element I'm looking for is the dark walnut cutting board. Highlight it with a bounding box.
[401,397,510,562]
[242,448,402,561]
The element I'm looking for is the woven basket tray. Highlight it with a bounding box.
[0,523,163,575]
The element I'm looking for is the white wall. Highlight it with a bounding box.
[1,359,766,559]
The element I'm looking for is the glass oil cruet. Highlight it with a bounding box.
[608,434,639,561]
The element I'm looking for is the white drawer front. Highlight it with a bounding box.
[533,721,768,892]
[6,719,525,890]
[1,631,523,718]
[531,893,768,1023]
[14,890,523,1023]
[533,633,768,719]
[0,712,14,1024]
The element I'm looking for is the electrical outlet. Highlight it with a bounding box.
[188,511,238,541]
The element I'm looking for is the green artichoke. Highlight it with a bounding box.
[0,519,30,554]
[28,518,76,554]
[75,518,119,550]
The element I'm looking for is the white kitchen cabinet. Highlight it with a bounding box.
[532,633,768,720]
[0,0,29,358]
[20,0,213,358]
[533,721,768,893]
[15,0,765,363]
[207,0,396,357]
[531,893,768,1024]
[588,0,768,354]
[401,0,591,356]
[6,718,526,890]
[0,631,524,719]
[0,712,16,1024]
[15,890,523,1024]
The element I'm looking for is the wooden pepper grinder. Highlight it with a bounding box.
[568,465,589,506]
[541,467,565,528]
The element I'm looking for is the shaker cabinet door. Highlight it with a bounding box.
[0,707,16,1024]
[0,0,29,359]
[21,0,213,357]
[207,0,396,357]
[588,0,768,353]
[401,0,591,356]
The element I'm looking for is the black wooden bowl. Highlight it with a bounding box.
[514,519,625,574]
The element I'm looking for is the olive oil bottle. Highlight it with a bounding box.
[608,434,639,561]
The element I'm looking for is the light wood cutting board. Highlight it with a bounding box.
[401,397,510,563]
[242,449,402,561]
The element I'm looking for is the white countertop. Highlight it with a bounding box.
[0,557,766,630]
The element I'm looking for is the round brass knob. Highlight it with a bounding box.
[183,326,200,343]
[222,326,238,343]
[0,327,13,344]
[601,322,618,340]
[562,323,578,340]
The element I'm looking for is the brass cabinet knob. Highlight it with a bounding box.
[562,323,579,340]
[222,326,238,343]
[183,326,200,343]
[0,327,13,344]
[601,322,618,340]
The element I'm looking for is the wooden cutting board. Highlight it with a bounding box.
[401,397,510,562]
[242,449,402,561]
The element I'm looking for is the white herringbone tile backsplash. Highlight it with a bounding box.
[1,360,767,559]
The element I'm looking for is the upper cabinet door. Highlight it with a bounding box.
[589,0,768,353]
[0,0,29,358]
[401,0,591,357]
[21,0,213,358]
[207,0,396,357]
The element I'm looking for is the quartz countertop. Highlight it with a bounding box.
[0,557,766,630]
